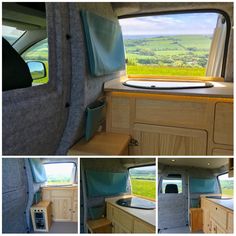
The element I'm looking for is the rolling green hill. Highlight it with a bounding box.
[124,34,212,76]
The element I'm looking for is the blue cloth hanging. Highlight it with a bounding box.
[80,10,126,76]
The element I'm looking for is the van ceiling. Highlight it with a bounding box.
[2,3,46,30]
[159,158,229,169]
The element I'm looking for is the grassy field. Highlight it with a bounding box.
[131,178,156,200]
[127,65,206,76]
[221,188,233,196]
[124,34,211,76]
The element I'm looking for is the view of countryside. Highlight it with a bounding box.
[129,165,156,200]
[120,13,219,76]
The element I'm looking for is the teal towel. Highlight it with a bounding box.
[80,10,125,76]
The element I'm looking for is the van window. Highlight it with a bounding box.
[129,165,156,200]
[119,12,225,77]
[218,173,233,196]
[2,25,25,45]
[44,162,76,186]
[162,177,182,194]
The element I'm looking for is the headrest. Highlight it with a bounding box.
[165,184,178,193]
[2,37,32,91]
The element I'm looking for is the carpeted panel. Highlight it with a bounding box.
[2,158,29,233]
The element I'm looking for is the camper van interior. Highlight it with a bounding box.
[158,158,233,234]
[2,158,78,233]
[80,157,156,233]
[2,2,233,156]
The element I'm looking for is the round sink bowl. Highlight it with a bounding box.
[116,197,155,210]
[123,80,214,90]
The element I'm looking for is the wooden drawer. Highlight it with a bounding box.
[51,190,73,198]
[73,189,78,200]
[113,207,133,232]
[210,204,227,229]
[227,212,233,232]
[214,103,233,145]
[212,148,233,156]
[133,219,155,233]
[135,98,209,129]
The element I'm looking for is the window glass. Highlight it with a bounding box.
[129,165,156,200]
[162,177,182,194]
[218,173,233,196]
[22,38,48,85]
[119,13,220,77]
[44,162,76,186]
[2,25,25,44]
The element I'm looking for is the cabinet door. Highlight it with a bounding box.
[131,124,207,155]
[51,197,72,221]
[72,201,78,222]
[113,222,131,233]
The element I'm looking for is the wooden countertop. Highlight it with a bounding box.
[42,185,78,190]
[105,195,156,227]
[104,78,233,98]
[201,195,234,211]
[32,200,51,208]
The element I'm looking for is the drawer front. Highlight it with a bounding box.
[113,207,133,232]
[210,204,227,229]
[135,98,209,129]
[212,148,233,156]
[73,189,78,200]
[133,219,155,233]
[214,103,233,145]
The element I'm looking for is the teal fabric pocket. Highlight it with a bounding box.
[80,10,125,76]
[85,100,106,141]
[86,170,128,197]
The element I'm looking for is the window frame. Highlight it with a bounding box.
[43,161,77,186]
[119,9,231,78]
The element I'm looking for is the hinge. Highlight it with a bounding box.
[129,138,139,146]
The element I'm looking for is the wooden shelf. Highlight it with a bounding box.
[189,208,203,232]
[87,218,112,233]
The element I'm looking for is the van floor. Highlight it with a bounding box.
[37,222,78,234]
[159,226,191,234]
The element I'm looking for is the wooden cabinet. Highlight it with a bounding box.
[106,202,155,233]
[42,187,78,222]
[201,197,233,234]
[131,123,207,155]
[106,92,233,155]
[214,103,233,145]
[30,201,52,232]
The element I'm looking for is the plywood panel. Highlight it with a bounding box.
[131,124,207,155]
[111,97,130,129]
[135,98,209,129]
[133,219,155,233]
[214,103,233,145]
[212,149,233,156]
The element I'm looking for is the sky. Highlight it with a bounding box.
[119,13,219,36]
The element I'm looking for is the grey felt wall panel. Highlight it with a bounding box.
[56,2,126,154]
[2,158,29,233]
[3,3,72,155]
